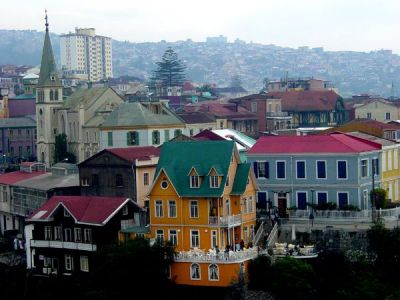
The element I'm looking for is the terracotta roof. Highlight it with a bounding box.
[194,129,226,141]
[266,90,341,112]
[184,103,257,120]
[177,112,216,124]
[248,132,381,154]
[0,170,46,185]
[346,119,400,130]
[28,195,130,225]
[106,146,160,163]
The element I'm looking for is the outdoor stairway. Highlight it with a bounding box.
[253,219,275,248]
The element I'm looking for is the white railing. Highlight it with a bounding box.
[288,207,400,220]
[208,214,242,226]
[30,240,97,251]
[266,223,278,248]
[174,247,259,263]
[253,221,264,246]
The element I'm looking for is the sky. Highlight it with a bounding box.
[2,0,400,53]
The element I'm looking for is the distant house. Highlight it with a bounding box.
[176,112,217,137]
[100,101,185,149]
[213,86,248,98]
[78,146,160,207]
[354,99,400,123]
[25,195,145,276]
[247,133,381,216]
[267,90,348,128]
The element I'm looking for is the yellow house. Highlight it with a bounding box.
[148,140,258,286]
[349,132,400,202]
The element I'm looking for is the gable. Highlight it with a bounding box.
[79,149,131,168]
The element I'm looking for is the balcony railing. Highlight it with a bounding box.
[208,214,242,226]
[30,240,97,251]
[266,112,290,117]
[288,207,400,220]
[174,247,259,263]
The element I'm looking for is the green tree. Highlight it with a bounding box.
[370,188,388,209]
[150,47,186,89]
[53,133,76,163]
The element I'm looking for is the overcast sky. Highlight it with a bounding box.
[2,0,400,53]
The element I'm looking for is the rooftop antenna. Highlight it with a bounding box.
[390,81,396,100]
[45,9,49,32]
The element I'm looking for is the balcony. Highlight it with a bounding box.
[208,214,242,227]
[174,247,259,263]
[266,112,290,118]
[30,240,97,251]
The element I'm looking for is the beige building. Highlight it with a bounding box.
[60,28,113,82]
[355,99,400,123]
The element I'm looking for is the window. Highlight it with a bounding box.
[190,200,199,218]
[276,161,286,179]
[107,132,113,146]
[81,178,89,186]
[164,130,170,141]
[127,131,139,146]
[155,200,163,217]
[65,255,73,271]
[317,192,328,205]
[122,205,128,216]
[220,121,224,129]
[64,228,72,242]
[191,263,200,280]
[296,161,306,179]
[338,192,349,209]
[367,112,372,119]
[143,173,149,186]
[160,180,169,189]
[251,102,257,113]
[54,227,62,240]
[80,256,89,272]
[190,175,199,188]
[168,200,177,218]
[45,226,52,240]
[248,196,253,212]
[91,174,99,186]
[211,230,217,249]
[244,198,248,213]
[253,161,269,178]
[152,130,160,145]
[83,228,92,243]
[297,192,307,209]
[169,230,178,246]
[385,112,391,120]
[174,129,182,137]
[156,229,164,242]
[210,175,219,188]
[116,174,123,187]
[361,159,368,178]
[189,129,194,136]
[316,161,327,179]
[372,158,379,175]
[190,230,200,248]
[64,209,71,217]
[74,228,82,242]
[337,160,347,179]
[226,175,229,186]
[209,264,219,281]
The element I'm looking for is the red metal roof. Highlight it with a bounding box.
[249,133,381,154]
[106,146,160,163]
[0,170,46,185]
[193,129,226,141]
[266,90,341,112]
[28,195,128,225]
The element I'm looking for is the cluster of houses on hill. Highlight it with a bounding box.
[3,20,400,288]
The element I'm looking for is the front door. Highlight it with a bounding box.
[277,193,287,218]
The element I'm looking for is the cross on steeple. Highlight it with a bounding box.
[45,9,49,32]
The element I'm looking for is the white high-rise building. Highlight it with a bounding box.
[60,28,113,82]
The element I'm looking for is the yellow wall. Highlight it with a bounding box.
[171,260,250,287]
[381,146,400,202]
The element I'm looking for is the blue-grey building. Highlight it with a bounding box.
[247,133,381,217]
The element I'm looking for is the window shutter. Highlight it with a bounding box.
[126,132,131,145]
[253,162,258,178]
[264,162,269,178]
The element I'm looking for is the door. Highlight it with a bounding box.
[277,193,287,218]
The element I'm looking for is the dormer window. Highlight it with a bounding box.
[64,209,71,217]
[190,175,199,188]
[50,75,55,81]
[210,175,219,188]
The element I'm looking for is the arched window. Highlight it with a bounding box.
[73,122,76,141]
[41,152,45,163]
[50,90,54,101]
[208,264,219,281]
[55,90,59,100]
[190,263,200,280]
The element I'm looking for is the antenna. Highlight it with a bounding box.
[45,9,49,32]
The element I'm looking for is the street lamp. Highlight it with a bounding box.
[309,189,315,227]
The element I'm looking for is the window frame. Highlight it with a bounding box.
[143,172,149,186]
[54,226,62,241]
[155,200,163,218]
[337,160,348,180]
[64,255,73,271]
[190,200,199,218]
[361,159,368,178]
[168,200,177,218]
[316,160,327,179]
[190,263,201,280]
[210,175,219,188]
[190,230,200,248]
[80,255,89,272]
[168,229,178,246]
[296,191,308,210]
[208,264,219,281]
[190,175,199,188]
[316,191,328,206]
[156,229,164,243]
[276,160,286,180]
[337,192,349,210]
[296,160,306,179]
[83,228,92,243]
[74,228,82,242]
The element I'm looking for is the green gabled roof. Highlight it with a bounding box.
[155,140,235,197]
[230,163,251,195]
[38,29,61,88]
[63,87,110,110]
[101,102,184,128]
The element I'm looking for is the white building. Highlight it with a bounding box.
[60,28,113,82]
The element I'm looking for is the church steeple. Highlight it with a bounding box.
[38,10,61,87]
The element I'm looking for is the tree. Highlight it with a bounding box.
[53,133,76,164]
[150,47,186,90]
[370,188,388,209]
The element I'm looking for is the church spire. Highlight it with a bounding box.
[38,10,61,87]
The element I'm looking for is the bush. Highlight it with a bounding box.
[371,188,388,209]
